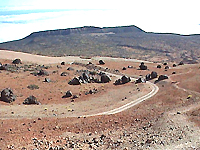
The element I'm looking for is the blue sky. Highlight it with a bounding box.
[0,0,199,43]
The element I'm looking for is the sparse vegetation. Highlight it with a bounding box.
[27,84,39,90]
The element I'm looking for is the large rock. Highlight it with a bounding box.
[82,72,89,81]
[99,60,105,65]
[158,75,168,81]
[0,64,7,70]
[178,61,184,65]
[60,72,69,76]
[68,77,81,85]
[0,88,16,103]
[114,75,131,85]
[67,67,74,71]
[23,95,40,105]
[114,79,121,85]
[62,90,73,98]
[135,78,146,84]
[151,71,158,79]
[139,62,147,70]
[61,61,65,65]
[37,69,49,76]
[165,66,169,70]
[121,75,131,84]
[101,74,111,83]
[157,65,161,68]
[12,58,22,64]
[145,74,151,81]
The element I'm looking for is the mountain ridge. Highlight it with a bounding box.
[0,25,200,63]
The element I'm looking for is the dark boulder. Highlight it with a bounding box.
[61,62,65,65]
[151,71,158,79]
[128,66,133,68]
[101,74,111,83]
[60,72,69,76]
[157,65,161,68]
[139,62,147,70]
[0,88,16,103]
[163,62,167,65]
[99,60,105,65]
[114,79,121,85]
[72,95,79,99]
[178,61,184,65]
[62,90,73,98]
[44,78,50,83]
[165,66,169,70]
[172,71,176,74]
[12,58,22,64]
[158,75,168,81]
[67,67,74,71]
[23,95,40,105]
[173,64,177,67]
[122,67,126,70]
[145,74,151,81]
[0,64,7,70]
[121,75,131,84]
[37,69,49,76]
[57,65,62,69]
[82,72,89,81]
[68,77,81,85]
[135,78,146,84]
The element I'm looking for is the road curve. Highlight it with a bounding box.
[84,73,159,117]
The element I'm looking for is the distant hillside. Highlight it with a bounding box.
[0,25,200,63]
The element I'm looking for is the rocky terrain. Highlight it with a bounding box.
[0,50,199,150]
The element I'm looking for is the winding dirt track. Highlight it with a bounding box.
[86,81,158,116]
[0,50,159,118]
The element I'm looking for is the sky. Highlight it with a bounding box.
[0,0,199,43]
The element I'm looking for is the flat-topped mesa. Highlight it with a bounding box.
[26,25,144,38]
[27,26,103,38]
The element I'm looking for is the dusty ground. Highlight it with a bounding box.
[0,50,200,149]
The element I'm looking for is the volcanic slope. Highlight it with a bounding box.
[0,25,200,63]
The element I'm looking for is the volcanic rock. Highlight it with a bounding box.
[61,62,65,65]
[135,78,146,84]
[23,95,40,105]
[173,64,177,67]
[99,60,105,65]
[101,74,111,83]
[68,77,81,85]
[145,74,151,81]
[163,62,167,65]
[178,61,184,65]
[151,71,158,79]
[37,69,49,76]
[12,58,22,64]
[44,78,51,82]
[67,67,74,71]
[62,90,73,98]
[158,75,168,81]
[0,88,16,103]
[128,65,133,68]
[139,62,147,70]
[122,67,126,70]
[60,72,69,76]
[165,66,169,70]
[82,72,89,81]
[121,75,131,84]
[157,65,161,68]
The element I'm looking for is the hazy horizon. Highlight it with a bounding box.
[0,0,199,43]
